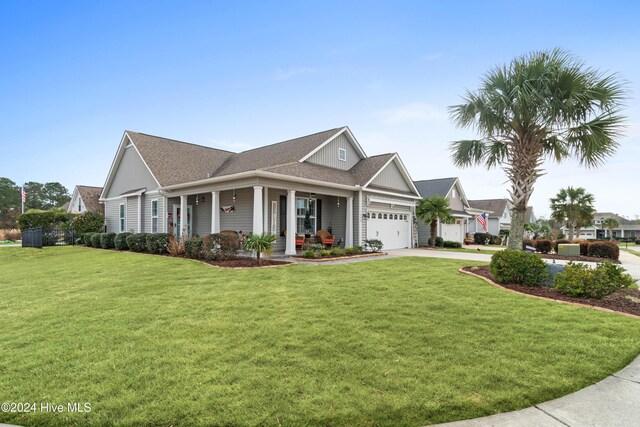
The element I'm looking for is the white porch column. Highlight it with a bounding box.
[211,191,220,233]
[253,186,264,235]
[357,190,363,246]
[345,196,353,247]
[285,190,296,255]
[137,195,142,233]
[180,195,188,237]
[162,196,168,232]
[263,187,269,234]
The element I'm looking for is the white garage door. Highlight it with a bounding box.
[441,222,463,243]
[367,212,411,249]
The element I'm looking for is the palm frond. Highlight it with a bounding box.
[449,139,486,168]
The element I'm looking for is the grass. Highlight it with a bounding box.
[1,247,639,426]
[623,248,640,257]
[439,247,499,255]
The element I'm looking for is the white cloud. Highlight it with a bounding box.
[378,102,448,124]
[273,67,320,81]
[422,53,456,62]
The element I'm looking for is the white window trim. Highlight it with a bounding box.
[338,148,346,162]
[296,197,317,234]
[151,199,159,233]
[119,202,126,233]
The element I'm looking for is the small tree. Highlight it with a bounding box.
[70,211,105,234]
[243,233,277,264]
[550,187,595,240]
[303,210,312,235]
[417,195,453,248]
[601,217,619,240]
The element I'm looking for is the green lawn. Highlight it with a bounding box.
[438,247,499,255]
[1,247,639,426]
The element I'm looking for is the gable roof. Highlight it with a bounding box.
[595,212,635,225]
[469,199,509,217]
[413,177,457,198]
[76,185,104,213]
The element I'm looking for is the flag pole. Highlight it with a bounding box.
[21,184,25,214]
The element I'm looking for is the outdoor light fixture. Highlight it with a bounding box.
[195,194,199,206]
[232,189,237,203]
[337,197,340,207]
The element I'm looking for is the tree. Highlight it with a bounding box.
[23,181,70,210]
[550,187,595,240]
[449,49,627,250]
[601,217,619,240]
[416,195,453,248]
[0,177,21,228]
[243,232,277,265]
[524,219,552,239]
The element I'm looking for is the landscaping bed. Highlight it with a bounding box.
[463,265,640,317]
[538,253,621,264]
[293,252,386,262]
[202,258,291,268]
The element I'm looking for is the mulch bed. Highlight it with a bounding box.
[292,252,386,262]
[538,253,621,264]
[201,258,292,268]
[462,265,640,317]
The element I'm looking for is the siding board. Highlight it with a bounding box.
[307,133,361,170]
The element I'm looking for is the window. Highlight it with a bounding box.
[378,213,382,219]
[78,198,83,212]
[296,198,316,234]
[338,148,346,162]
[119,203,126,233]
[451,189,456,198]
[151,200,158,233]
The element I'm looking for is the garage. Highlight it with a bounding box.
[440,221,463,243]
[366,211,411,249]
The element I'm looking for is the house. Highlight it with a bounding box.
[413,177,483,244]
[99,127,421,253]
[561,212,640,239]
[468,199,535,236]
[67,185,104,215]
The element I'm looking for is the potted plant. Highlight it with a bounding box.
[304,210,312,238]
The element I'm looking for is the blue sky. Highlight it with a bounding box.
[2,1,639,218]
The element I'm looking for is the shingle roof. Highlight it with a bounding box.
[413,177,457,198]
[77,185,104,214]
[349,154,396,185]
[469,199,508,217]
[595,212,635,225]
[127,131,234,186]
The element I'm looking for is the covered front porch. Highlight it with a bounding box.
[163,181,357,255]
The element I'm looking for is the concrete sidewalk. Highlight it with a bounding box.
[434,355,640,427]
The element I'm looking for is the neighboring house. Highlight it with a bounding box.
[413,177,483,244]
[100,127,421,253]
[67,185,104,215]
[561,212,640,239]
[468,199,535,236]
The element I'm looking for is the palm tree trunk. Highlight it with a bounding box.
[509,209,526,250]
[430,220,437,247]
[257,250,261,265]
[569,226,575,240]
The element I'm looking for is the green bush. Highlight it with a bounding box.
[588,241,619,260]
[364,239,384,252]
[579,241,590,256]
[330,247,344,256]
[147,233,170,254]
[90,233,102,248]
[126,233,149,252]
[185,237,204,259]
[489,249,550,286]
[635,239,640,245]
[70,211,104,235]
[83,232,97,247]
[473,232,492,245]
[553,239,570,253]
[428,236,444,247]
[302,248,316,258]
[320,250,331,257]
[100,232,116,249]
[442,240,462,248]
[201,233,241,260]
[554,262,636,299]
[534,239,552,254]
[490,234,501,245]
[344,247,354,255]
[114,233,132,250]
[18,209,73,230]
[352,245,363,254]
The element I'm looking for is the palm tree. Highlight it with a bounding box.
[550,187,595,240]
[243,232,277,265]
[417,195,453,247]
[601,217,620,240]
[449,49,627,250]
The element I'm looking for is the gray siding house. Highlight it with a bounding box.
[468,199,535,236]
[413,177,482,245]
[67,185,104,215]
[100,127,421,253]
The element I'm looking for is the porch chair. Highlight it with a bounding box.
[316,229,335,249]
[284,231,305,250]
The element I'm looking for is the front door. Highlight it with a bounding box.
[172,204,192,238]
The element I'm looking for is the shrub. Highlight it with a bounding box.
[553,239,570,253]
[364,239,383,252]
[167,234,185,257]
[534,239,552,254]
[554,262,636,299]
[302,248,316,258]
[17,209,72,230]
[114,233,132,250]
[489,249,550,286]
[126,233,149,252]
[344,247,354,255]
[83,232,97,247]
[90,233,102,248]
[352,245,363,254]
[147,233,170,254]
[0,229,21,241]
[428,236,444,247]
[201,232,241,260]
[473,232,492,245]
[442,240,462,248]
[522,239,536,250]
[330,247,344,256]
[579,241,590,256]
[70,211,104,235]
[635,239,640,245]
[243,233,277,264]
[490,234,501,245]
[588,241,619,260]
[100,232,116,249]
[185,237,204,259]
[320,250,331,257]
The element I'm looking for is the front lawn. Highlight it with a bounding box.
[1,247,639,426]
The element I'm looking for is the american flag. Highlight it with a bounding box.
[476,212,488,232]
[21,187,26,203]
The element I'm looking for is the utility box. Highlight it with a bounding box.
[558,243,580,256]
